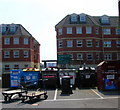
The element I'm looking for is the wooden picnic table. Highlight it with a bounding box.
[2,89,27,102]
[21,90,48,102]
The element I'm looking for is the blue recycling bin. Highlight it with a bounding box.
[22,68,40,87]
[10,69,23,87]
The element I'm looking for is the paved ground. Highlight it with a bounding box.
[1,87,120,109]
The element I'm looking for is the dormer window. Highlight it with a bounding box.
[79,13,86,23]
[0,25,2,34]
[101,15,109,24]
[10,24,16,33]
[70,13,77,23]
[2,24,7,33]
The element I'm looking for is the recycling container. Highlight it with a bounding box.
[61,76,73,94]
[78,67,96,88]
[10,69,23,88]
[97,60,120,91]
[41,68,58,88]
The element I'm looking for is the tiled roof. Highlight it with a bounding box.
[55,13,119,28]
[1,24,40,45]
[1,24,32,36]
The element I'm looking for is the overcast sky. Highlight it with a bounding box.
[0,0,119,63]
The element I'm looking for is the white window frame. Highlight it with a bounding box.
[4,65,10,71]
[96,53,100,60]
[69,54,73,59]
[58,28,62,35]
[87,40,92,47]
[117,53,120,60]
[4,38,10,45]
[104,41,111,47]
[13,51,19,58]
[24,38,28,45]
[0,25,2,34]
[101,16,109,24]
[24,51,29,58]
[77,40,82,47]
[103,28,111,35]
[71,14,77,23]
[87,53,93,60]
[10,25,16,33]
[14,38,19,44]
[4,51,10,58]
[58,40,63,48]
[86,27,92,34]
[77,53,83,60]
[67,40,73,47]
[67,27,72,34]
[76,27,82,34]
[116,28,120,35]
[116,41,120,47]
[104,53,112,60]
[79,14,86,22]
[95,27,99,34]
[2,24,6,33]
[96,41,100,47]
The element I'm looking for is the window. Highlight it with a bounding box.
[87,53,93,60]
[96,53,100,60]
[14,65,19,69]
[96,41,99,47]
[0,25,2,34]
[87,40,92,47]
[101,15,109,24]
[24,38,28,45]
[5,65,10,71]
[103,28,111,35]
[104,41,111,47]
[24,51,29,58]
[116,28,120,35]
[67,27,72,34]
[2,24,6,33]
[58,28,62,35]
[71,14,77,23]
[69,54,73,59]
[79,13,86,22]
[4,38,10,45]
[77,40,82,47]
[14,38,19,44]
[86,27,92,34]
[24,64,28,68]
[58,40,63,48]
[77,53,83,60]
[67,40,73,47]
[104,53,112,60]
[10,24,16,33]
[116,41,120,47]
[76,27,82,34]
[117,53,120,60]
[4,51,10,58]
[13,51,19,58]
[95,27,99,34]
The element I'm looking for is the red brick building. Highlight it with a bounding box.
[55,14,120,68]
[1,24,40,74]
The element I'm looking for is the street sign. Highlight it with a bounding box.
[57,55,71,64]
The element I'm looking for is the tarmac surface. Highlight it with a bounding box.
[1,87,120,109]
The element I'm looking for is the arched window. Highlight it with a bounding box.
[70,13,77,23]
[100,15,109,24]
[79,13,86,23]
